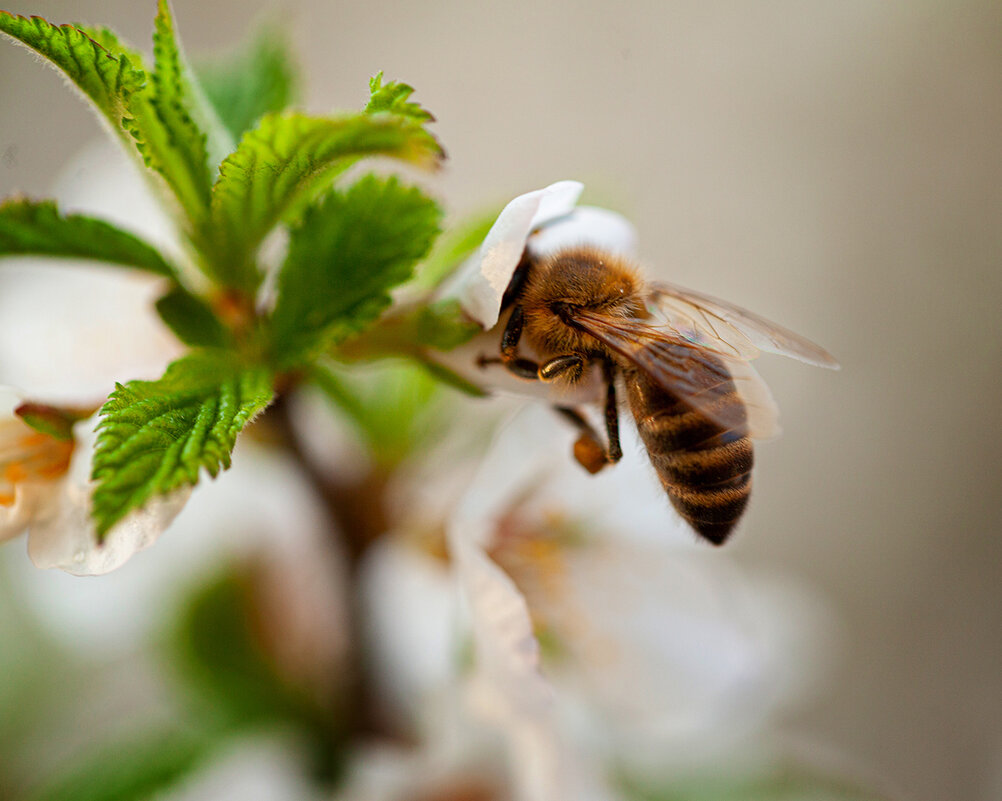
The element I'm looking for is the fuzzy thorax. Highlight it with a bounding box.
[519,246,646,363]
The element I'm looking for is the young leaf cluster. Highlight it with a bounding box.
[0,1,461,539]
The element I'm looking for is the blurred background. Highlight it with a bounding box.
[1,1,1001,800]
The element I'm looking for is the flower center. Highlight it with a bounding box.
[0,419,73,506]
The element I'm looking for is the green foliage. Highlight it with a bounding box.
[122,0,222,226]
[413,299,481,350]
[15,403,88,442]
[171,566,344,780]
[0,12,145,142]
[410,207,499,291]
[196,25,300,141]
[269,175,442,363]
[0,198,175,277]
[366,71,434,122]
[313,360,442,466]
[26,729,211,801]
[202,111,443,291]
[0,8,229,230]
[173,569,300,727]
[155,286,232,348]
[91,351,274,539]
[73,23,147,68]
[620,765,893,801]
[1,3,486,537]
[414,359,488,397]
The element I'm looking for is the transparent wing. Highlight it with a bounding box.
[570,310,780,439]
[647,281,840,369]
[717,355,781,440]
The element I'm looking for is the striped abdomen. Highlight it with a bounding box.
[624,357,753,545]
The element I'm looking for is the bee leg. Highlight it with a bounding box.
[489,304,540,379]
[602,361,623,464]
[538,354,585,383]
[555,406,610,475]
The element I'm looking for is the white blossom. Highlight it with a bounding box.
[0,388,189,575]
[443,181,636,330]
[433,182,637,405]
[0,143,193,573]
[445,407,830,797]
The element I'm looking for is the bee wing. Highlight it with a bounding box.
[647,281,840,369]
[717,355,782,440]
[569,310,781,439]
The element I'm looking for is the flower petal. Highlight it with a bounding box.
[25,418,188,576]
[0,484,37,542]
[360,538,456,727]
[530,206,637,259]
[0,141,182,403]
[27,484,189,576]
[446,181,583,329]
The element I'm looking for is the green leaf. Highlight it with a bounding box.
[27,729,211,801]
[171,566,344,779]
[91,351,274,539]
[196,25,300,141]
[204,111,444,291]
[619,764,894,801]
[155,286,232,347]
[74,23,147,68]
[410,207,499,291]
[174,567,326,725]
[312,360,441,466]
[0,9,230,230]
[123,0,218,224]
[0,198,176,277]
[414,358,488,397]
[15,402,91,442]
[366,71,434,122]
[269,175,442,364]
[413,299,481,350]
[0,12,145,142]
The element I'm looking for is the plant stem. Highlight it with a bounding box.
[266,393,403,743]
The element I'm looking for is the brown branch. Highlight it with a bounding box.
[265,392,406,743]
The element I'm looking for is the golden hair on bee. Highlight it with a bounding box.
[519,246,647,361]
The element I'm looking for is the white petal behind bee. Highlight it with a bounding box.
[434,183,638,404]
[529,205,637,261]
[444,180,583,330]
[444,181,638,333]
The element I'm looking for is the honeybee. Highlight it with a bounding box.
[478,245,838,545]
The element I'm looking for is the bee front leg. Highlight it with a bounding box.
[477,305,540,380]
[538,354,585,383]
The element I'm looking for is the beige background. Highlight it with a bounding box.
[2,2,1001,799]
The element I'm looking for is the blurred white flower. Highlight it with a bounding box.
[434,182,636,404]
[0,141,182,403]
[444,407,830,798]
[0,142,197,573]
[0,387,74,542]
[162,736,328,801]
[0,385,189,575]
